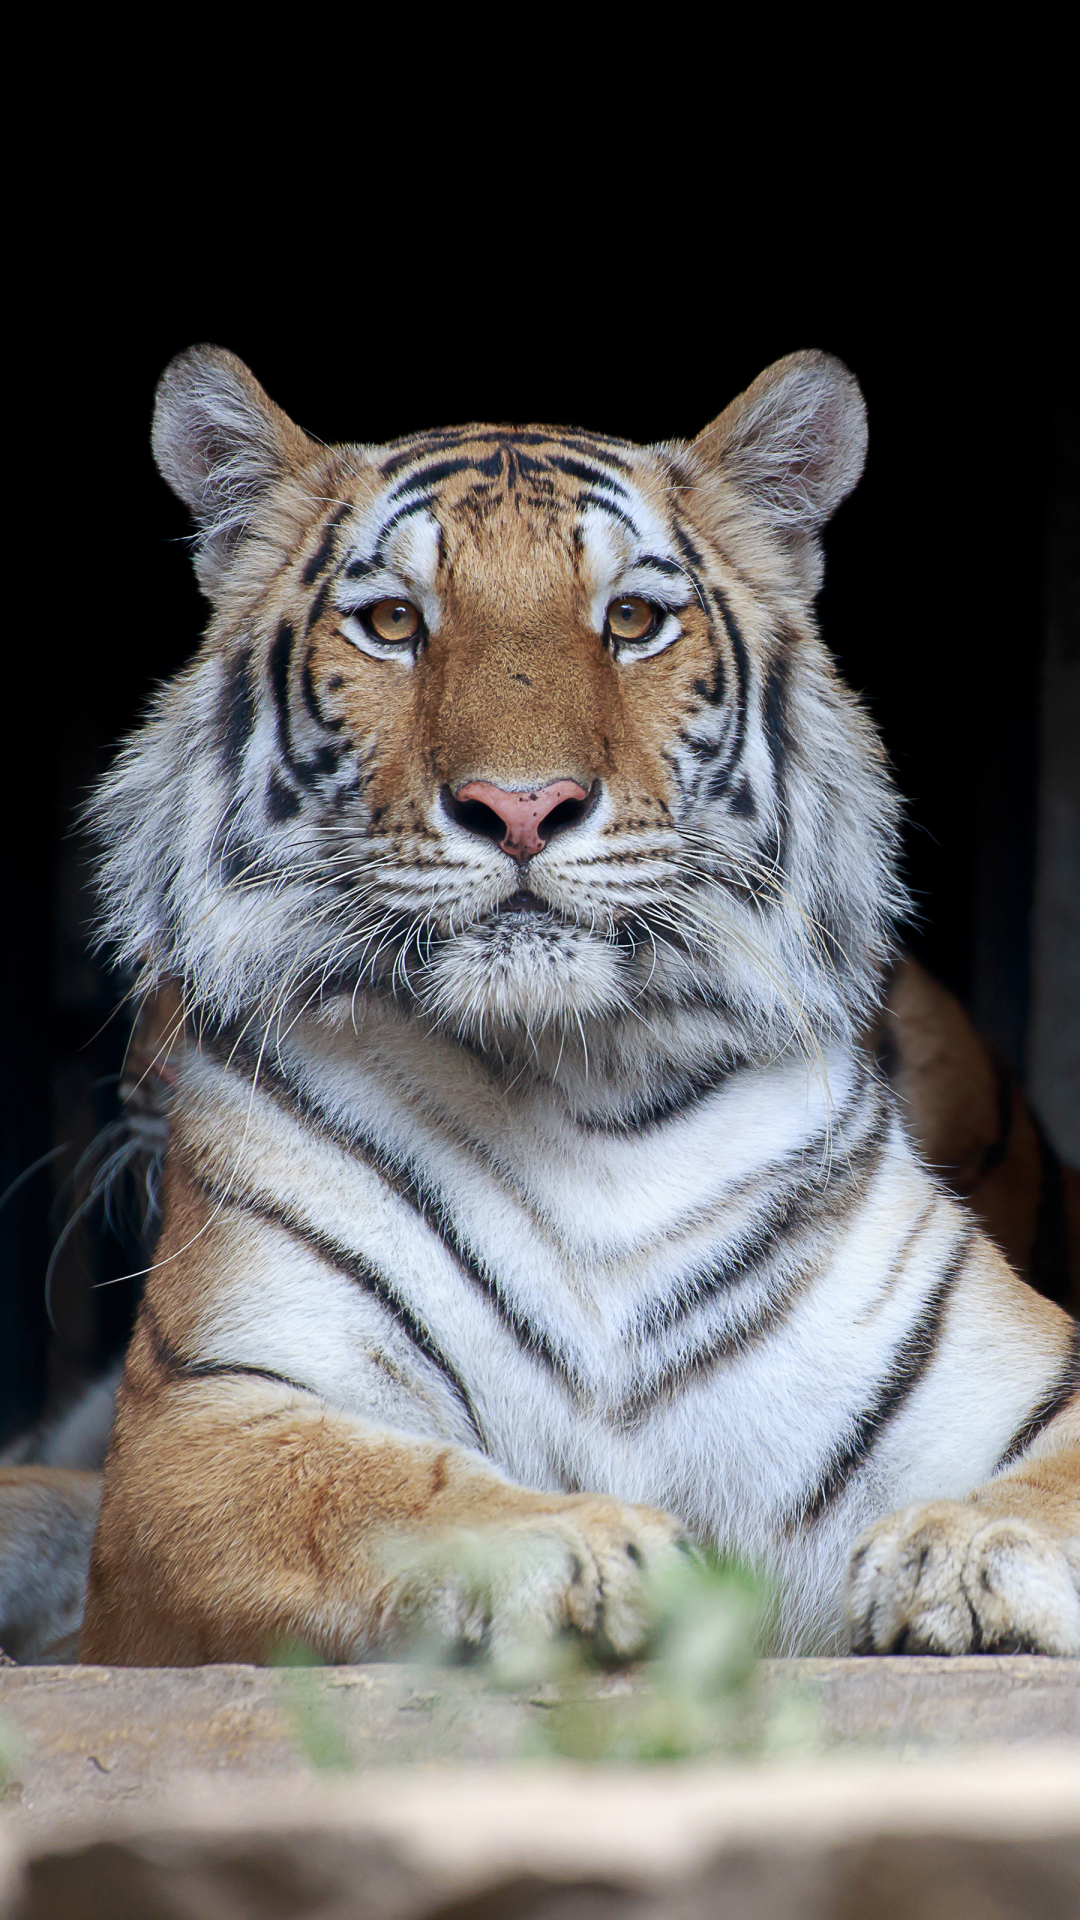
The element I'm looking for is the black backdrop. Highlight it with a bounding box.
[2,201,1073,1441]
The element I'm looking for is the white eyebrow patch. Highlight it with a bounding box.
[386,509,441,609]
[577,502,691,644]
[338,504,443,634]
[579,505,630,631]
[614,562,695,607]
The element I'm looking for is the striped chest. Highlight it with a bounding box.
[147,1007,1057,1653]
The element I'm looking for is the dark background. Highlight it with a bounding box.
[3,200,1076,1443]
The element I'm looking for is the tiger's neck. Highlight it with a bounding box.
[191,989,877,1224]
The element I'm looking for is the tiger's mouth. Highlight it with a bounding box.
[411,880,630,1036]
[490,888,554,922]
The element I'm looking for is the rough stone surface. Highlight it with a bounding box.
[2,1750,1079,1919]
[0,1657,1077,1826]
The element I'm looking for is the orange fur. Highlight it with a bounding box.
[877,957,1080,1313]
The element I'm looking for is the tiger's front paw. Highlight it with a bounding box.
[845,1500,1080,1655]
[371,1496,689,1665]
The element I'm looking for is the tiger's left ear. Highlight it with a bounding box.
[690,351,867,590]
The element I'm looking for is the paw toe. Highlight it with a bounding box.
[846,1502,1080,1657]
[963,1521,1080,1656]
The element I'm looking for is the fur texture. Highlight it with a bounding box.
[69,347,1078,1665]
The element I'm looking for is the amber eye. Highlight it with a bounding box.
[365,599,422,644]
[606,596,657,644]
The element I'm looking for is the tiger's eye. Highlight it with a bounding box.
[607,596,656,643]
[367,599,421,643]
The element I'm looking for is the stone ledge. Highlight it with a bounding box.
[1,1657,1078,1825]
[2,1750,1079,1919]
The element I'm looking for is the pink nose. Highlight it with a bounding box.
[453,780,590,860]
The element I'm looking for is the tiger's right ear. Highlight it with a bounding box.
[152,346,315,596]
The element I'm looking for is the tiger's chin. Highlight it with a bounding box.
[418,911,629,1041]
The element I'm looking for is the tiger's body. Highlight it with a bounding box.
[76,347,1078,1665]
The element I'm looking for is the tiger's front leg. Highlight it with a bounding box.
[846,1430,1080,1656]
[80,1366,684,1667]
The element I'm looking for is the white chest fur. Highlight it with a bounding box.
[174,1010,1045,1651]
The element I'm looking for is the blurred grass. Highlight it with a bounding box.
[496,1551,819,1762]
[270,1543,821,1769]
[0,1713,21,1793]
[269,1639,354,1770]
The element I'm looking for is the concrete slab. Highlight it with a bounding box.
[1,1657,1078,1825]
[3,1749,1080,1919]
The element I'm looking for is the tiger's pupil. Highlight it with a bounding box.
[369,599,420,643]
[608,596,655,643]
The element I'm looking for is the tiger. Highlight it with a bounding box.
[68,344,1077,1666]
[8,957,1077,1667]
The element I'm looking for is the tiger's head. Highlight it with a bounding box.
[94,348,901,1069]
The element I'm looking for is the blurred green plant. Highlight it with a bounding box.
[0,1714,21,1793]
[268,1639,353,1771]
[498,1550,796,1762]
[269,1537,821,1770]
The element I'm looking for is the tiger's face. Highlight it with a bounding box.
[282,425,767,1039]
[96,349,901,1063]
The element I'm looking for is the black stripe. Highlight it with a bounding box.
[794,1228,977,1524]
[389,456,478,498]
[267,618,338,791]
[305,580,331,636]
[692,651,726,707]
[575,1054,744,1136]
[267,619,307,785]
[558,434,633,467]
[300,504,351,586]
[761,643,792,875]
[762,646,792,784]
[266,769,301,822]
[671,524,707,570]
[239,1035,883,1420]
[634,1085,887,1342]
[219,832,269,888]
[548,455,629,496]
[376,495,437,551]
[217,647,256,781]
[204,1034,572,1388]
[468,447,504,479]
[512,449,548,478]
[377,429,635,484]
[142,1299,312,1398]
[183,1159,485,1441]
[671,526,747,796]
[995,1320,1080,1469]
[379,432,468,478]
[612,1268,809,1433]
[705,580,750,801]
[301,637,344,735]
[194,1039,892,1434]
[611,1091,888,1426]
[574,490,639,536]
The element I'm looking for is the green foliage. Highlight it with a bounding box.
[502,1551,791,1762]
[0,1714,21,1791]
[268,1545,821,1771]
[268,1638,353,1771]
